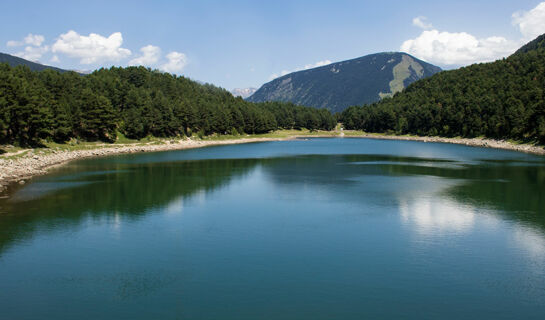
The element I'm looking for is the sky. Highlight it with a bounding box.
[1,0,545,91]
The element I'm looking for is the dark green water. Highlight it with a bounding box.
[1,138,545,319]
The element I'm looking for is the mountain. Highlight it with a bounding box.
[340,33,545,144]
[0,52,70,73]
[231,87,257,99]
[514,34,545,55]
[248,52,442,113]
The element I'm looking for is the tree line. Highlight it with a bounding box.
[0,64,336,146]
[340,37,545,144]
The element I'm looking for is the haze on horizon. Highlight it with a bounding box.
[1,0,545,91]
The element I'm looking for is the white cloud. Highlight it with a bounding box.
[269,70,291,80]
[15,45,50,61]
[512,2,545,40]
[304,59,332,69]
[401,30,518,65]
[413,16,433,30]
[6,40,20,47]
[7,33,45,47]
[5,30,190,72]
[24,34,45,47]
[7,33,49,61]
[52,30,131,64]
[129,45,161,66]
[402,2,545,67]
[269,59,332,80]
[160,51,188,73]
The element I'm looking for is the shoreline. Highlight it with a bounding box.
[350,133,545,155]
[1,133,544,194]
[293,132,545,155]
[0,137,293,193]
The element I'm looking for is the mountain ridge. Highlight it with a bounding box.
[248,52,441,113]
[0,52,72,73]
[514,34,545,55]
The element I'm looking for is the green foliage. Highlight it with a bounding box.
[514,33,545,55]
[79,89,117,142]
[0,64,336,146]
[340,34,545,144]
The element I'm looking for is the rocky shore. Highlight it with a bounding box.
[0,137,290,193]
[354,134,545,155]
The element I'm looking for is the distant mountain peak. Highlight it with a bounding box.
[248,52,441,113]
[231,87,257,99]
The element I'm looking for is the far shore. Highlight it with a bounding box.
[346,133,545,155]
[1,131,544,194]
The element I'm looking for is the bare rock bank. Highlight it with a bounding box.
[356,134,545,156]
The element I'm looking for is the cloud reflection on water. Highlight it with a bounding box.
[513,225,545,260]
[399,197,476,235]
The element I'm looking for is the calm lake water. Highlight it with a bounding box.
[1,138,545,319]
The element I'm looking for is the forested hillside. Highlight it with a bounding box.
[515,34,545,55]
[0,64,336,146]
[340,34,545,144]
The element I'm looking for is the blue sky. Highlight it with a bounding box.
[1,0,545,90]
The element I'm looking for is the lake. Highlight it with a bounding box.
[1,138,544,319]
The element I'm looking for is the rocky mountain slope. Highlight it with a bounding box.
[248,52,441,113]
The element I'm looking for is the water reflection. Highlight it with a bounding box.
[0,158,262,255]
[1,140,545,319]
[0,150,544,257]
[513,225,545,259]
[399,197,476,235]
[164,196,184,216]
